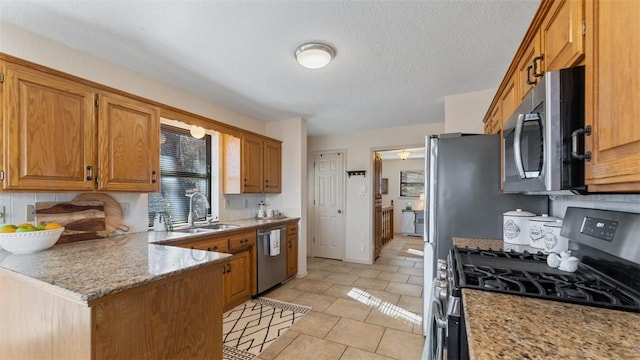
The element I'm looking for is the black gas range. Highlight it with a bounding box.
[452,247,640,312]
[441,207,640,360]
[450,207,640,313]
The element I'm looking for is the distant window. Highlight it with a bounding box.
[400,170,424,197]
[148,125,211,227]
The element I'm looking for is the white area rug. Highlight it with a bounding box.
[222,297,311,360]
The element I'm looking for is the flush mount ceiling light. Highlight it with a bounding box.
[295,42,336,69]
[397,150,411,160]
[190,125,206,139]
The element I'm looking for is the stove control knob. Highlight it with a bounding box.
[438,286,448,301]
[437,263,447,271]
[437,271,447,281]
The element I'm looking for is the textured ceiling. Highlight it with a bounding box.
[0,0,540,136]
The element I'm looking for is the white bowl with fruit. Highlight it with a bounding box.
[0,223,64,254]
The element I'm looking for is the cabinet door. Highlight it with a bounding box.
[584,0,640,191]
[517,34,541,102]
[263,139,282,193]
[224,250,252,310]
[97,94,159,192]
[539,0,584,72]
[241,134,263,193]
[500,76,518,126]
[286,224,298,278]
[3,64,96,190]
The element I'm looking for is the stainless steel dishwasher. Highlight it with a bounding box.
[256,226,287,294]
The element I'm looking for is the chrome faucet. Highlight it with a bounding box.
[187,191,211,227]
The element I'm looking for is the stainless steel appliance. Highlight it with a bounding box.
[256,226,287,294]
[444,207,640,359]
[503,66,586,194]
[422,133,548,360]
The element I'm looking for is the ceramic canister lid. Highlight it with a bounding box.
[503,209,536,217]
[529,214,560,223]
[544,220,564,228]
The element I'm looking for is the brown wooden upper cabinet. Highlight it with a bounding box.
[1,62,160,192]
[483,0,639,192]
[97,94,160,192]
[485,0,584,134]
[222,133,282,194]
[584,0,640,191]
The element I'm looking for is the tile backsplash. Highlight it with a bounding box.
[0,192,149,233]
[550,194,640,218]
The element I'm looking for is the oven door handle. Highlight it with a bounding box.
[432,297,447,360]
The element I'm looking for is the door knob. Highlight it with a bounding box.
[338,209,342,214]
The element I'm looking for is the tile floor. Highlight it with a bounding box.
[259,235,426,360]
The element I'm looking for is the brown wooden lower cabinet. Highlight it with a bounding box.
[171,229,257,311]
[286,221,299,278]
[0,262,225,359]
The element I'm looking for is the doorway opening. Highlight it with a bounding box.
[372,147,425,260]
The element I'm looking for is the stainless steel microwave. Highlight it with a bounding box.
[502,66,586,194]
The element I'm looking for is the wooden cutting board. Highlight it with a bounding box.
[35,201,107,243]
[73,193,129,234]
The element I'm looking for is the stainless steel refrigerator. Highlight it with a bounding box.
[421,134,548,346]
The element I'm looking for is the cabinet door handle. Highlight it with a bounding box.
[526,65,535,85]
[532,55,544,78]
[86,166,93,181]
[151,171,157,183]
[227,263,231,273]
[222,265,226,274]
[571,125,592,161]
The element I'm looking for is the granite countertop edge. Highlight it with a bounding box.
[0,217,299,304]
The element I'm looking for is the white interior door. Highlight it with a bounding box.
[313,152,345,260]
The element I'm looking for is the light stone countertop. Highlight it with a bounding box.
[453,237,640,359]
[0,217,299,305]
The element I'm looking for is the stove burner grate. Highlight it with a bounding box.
[455,249,640,312]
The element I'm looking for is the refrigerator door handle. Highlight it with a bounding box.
[427,137,438,245]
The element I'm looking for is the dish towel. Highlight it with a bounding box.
[269,230,280,256]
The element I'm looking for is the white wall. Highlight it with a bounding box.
[266,118,308,277]
[444,88,496,134]
[381,158,425,231]
[308,123,444,264]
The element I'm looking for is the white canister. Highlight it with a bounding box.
[503,209,537,244]
[543,220,569,254]
[528,214,560,249]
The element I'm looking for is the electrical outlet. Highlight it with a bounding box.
[26,204,35,222]
[120,202,130,216]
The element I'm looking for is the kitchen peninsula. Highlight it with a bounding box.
[0,232,231,359]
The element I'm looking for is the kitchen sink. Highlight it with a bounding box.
[173,228,214,234]
[201,223,241,230]
[172,223,241,234]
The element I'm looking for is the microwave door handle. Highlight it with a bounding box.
[513,113,527,179]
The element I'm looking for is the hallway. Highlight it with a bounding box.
[260,235,425,360]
